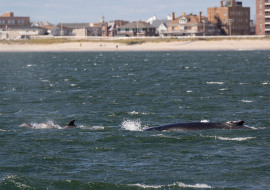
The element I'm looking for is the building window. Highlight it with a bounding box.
[224,12,226,16]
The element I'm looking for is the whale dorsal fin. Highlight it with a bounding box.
[67,120,76,127]
[234,120,245,126]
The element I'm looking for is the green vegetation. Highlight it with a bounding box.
[0,36,269,45]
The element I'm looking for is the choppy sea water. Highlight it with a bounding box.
[0,51,269,190]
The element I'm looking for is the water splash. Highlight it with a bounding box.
[206,82,224,85]
[214,136,256,141]
[241,99,253,103]
[201,135,256,141]
[129,182,212,189]
[121,119,146,131]
[201,119,209,123]
[127,111,152,115]
[20,120,61,129]
[78,125,105,130]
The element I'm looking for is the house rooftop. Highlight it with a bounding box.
[119,22,155,29]
[150,20,170,28]
[57,23,91,29]
[170,13,206,25]
[1,12,14,17]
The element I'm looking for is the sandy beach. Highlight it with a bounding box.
[0,39,270,52]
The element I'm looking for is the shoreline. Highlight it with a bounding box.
[0,39,270,52]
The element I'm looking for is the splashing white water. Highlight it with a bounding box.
[215,136,256,141]
[201,120,209,123]
[129,182,212,189]
[241,99,253,103]
[21,120,61,129]
[202,135,256,141]
[206,82,224,85]
[127,111,152,115]
[77,125,105,130]
[121,119,146,131]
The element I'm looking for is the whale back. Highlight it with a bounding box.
[230,120,245,126]
[144,120,247,131]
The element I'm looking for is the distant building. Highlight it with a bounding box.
[146,16,170,36]
[207,0,250,35]
[89,23,103,36]
[32,21,55,35]
[0,12,48,39]
[151,20,170,36]
[102,20,129,37]
[6,26,47,39]
[0,31,7,39]
[164,12,216,36]
[256,0,270,35]
[56,23,91,36]
[250,20,256,35]
[118,21,156,37]
[0,12,30,29]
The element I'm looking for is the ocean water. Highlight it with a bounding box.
[0,51,269,190]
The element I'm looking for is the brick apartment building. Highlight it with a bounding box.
[256,0,270,35]
[208,0,250,35]
[0,12,31,28]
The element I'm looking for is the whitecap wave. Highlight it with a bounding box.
[2,175,32,189]
[201,120,209,123]
[202,135,256,141]
[129,182,211,189]
[128,111,152,115]
[129,183,162,189]
[27,64,36,67]
[78,125,105,130]
[241,99,253,103]
[219,88,228,91]
[216,136,256,141]
[121,119,146,131]
[91,126,105,130]
[206,82,224,85]
[128,111,140,115]
[262,81,270,85]
[20,120,61,129]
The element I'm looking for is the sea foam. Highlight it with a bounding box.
[202,135,256,141]
[129,182,212,189]
[206,82,224,85]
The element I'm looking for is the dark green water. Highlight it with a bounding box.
[0,51,269,190]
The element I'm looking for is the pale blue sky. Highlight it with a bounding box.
[0,0,256,23]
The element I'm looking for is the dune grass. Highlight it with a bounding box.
[0,36,269,45]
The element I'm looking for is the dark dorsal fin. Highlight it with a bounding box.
[234,120,245,126]
[67,120,76,126]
